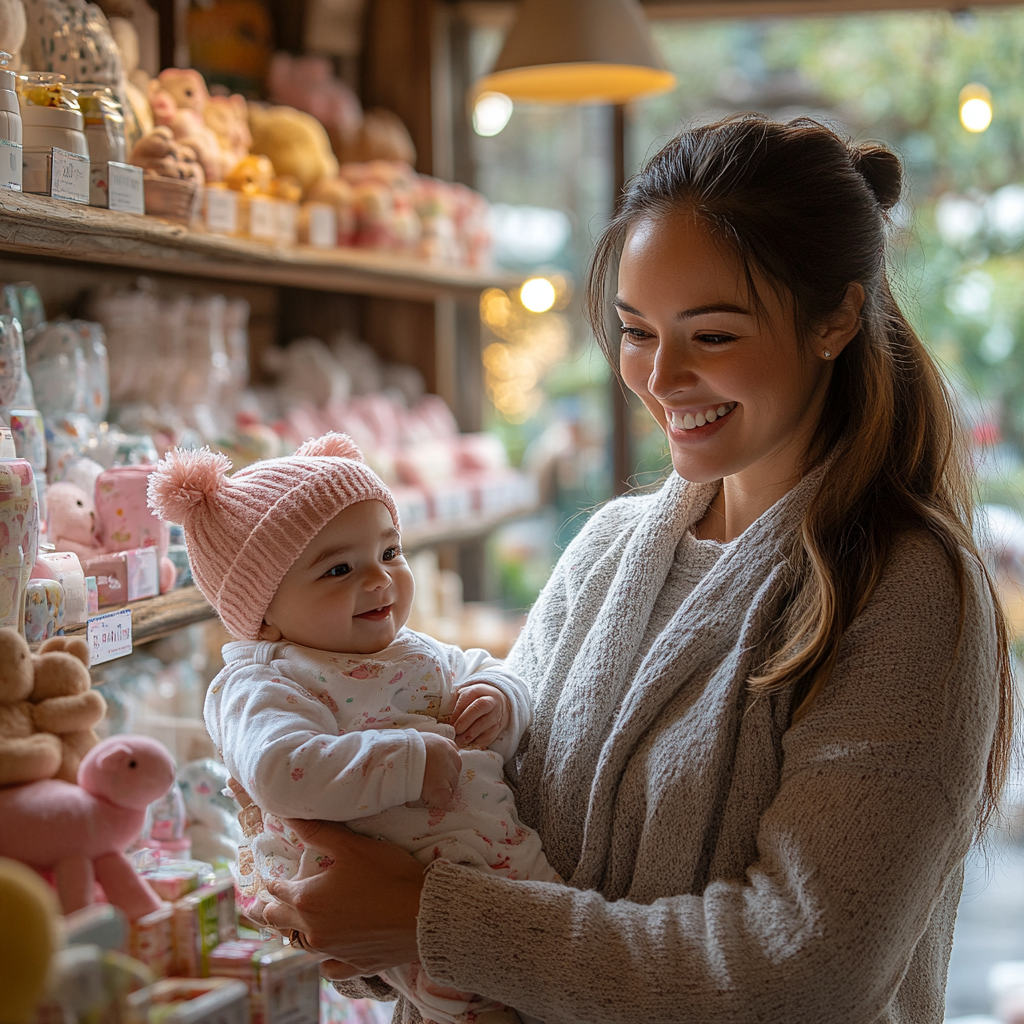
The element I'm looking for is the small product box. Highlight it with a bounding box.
[172,877,238,977]
[275,199,298,245]
[247,196,278,240]
[126,977,250,1024]
[126,545,159,600]
[82,551,128,607]
[209,939,321,1024]
[301,202,335,249]
[205,186,239,235]
[129,903,175,979]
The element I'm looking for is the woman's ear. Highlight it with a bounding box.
[258,619,283,642]
[817,282,865,359]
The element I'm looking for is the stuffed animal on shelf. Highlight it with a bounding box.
[0,0,26,67]
[0,856,60,1024]
[204,92,250,170]
[149,68,224,183]
[0,630,105,787]
[224,152,272,195]
[0,734,175,919]
[248,101,338,196]
[130,125,204,184]
[46,480,101,560]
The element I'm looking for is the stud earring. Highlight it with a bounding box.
[822,349,832,359]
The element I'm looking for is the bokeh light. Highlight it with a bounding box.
[519,277,557,313]
[959,84,993,132]
[473,92,514,137]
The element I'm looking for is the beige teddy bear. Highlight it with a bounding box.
[0,629,106,787]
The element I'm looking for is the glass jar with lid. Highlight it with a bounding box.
[17,73,88,195]
[72,84,125,205]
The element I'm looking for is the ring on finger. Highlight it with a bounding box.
[288,928,309,951]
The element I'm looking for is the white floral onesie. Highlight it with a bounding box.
[205,628,558,1024]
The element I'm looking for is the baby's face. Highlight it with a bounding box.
[260,499,414,654]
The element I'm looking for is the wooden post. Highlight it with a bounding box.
[611,102,634,495]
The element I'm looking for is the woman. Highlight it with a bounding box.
[261,115,1013,1024]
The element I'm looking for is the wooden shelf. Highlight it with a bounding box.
[0,191,522,301]
[39,502,539,654]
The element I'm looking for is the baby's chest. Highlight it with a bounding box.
[299,654,453,730]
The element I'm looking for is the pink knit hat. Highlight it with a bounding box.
[147,432,400,640]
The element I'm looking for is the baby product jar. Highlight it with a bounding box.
[73,84,125,205]
[0,52,22,191]
[18,74,88,194]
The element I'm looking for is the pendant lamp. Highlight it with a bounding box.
[475,0,676,105]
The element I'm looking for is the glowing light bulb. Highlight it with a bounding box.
[959,84,993,133]
[520,277,557,313]
[473,92,514,137]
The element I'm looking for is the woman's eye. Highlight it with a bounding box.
[382,546,401,562]
[695,333,735,346]
[619,325,653,341]
[324,563,351,577]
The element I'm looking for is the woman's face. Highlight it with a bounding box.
[616,211,841,495]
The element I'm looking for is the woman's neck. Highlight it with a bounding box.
[692,470,802,542]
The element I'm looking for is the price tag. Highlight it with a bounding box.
[87,607,132,665]
[0,138,22,191]
[275,200,298,245]
[307,203,336,248]
[249,196,277,239]
[50,148,89,204]
[205,187,238,234]
[106,161,144,214]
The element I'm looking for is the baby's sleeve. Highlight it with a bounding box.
[440,642,532,761]
[205,661,427,821]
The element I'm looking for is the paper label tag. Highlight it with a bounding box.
[107,161,144,214]
[249,197,277,239]
[0,425,14,458]
[0,138,22,191]
[307,203,336,248]
[87,607,132,665]
[275,200,298,245]
[206,188,238,234]
[50,148,89,204]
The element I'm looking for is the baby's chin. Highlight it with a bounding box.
[278,624,403,656]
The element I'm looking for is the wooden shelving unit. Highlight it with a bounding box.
[0,191,521,302]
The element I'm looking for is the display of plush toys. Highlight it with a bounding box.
[0,630,105,787]
[0,732,175,919]
[204,91,250,169]
[130,124,203,184]
[248,100,338,196]
[149,67,224,183]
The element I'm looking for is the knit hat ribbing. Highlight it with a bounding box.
[147,432,400,640]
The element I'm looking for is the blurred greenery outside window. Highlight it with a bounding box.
[472,7,1024,609]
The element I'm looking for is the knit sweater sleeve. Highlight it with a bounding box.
[415,534,999,1024]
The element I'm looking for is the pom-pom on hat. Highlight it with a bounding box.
[147,432,399,640]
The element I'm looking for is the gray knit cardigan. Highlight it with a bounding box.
[364,470,999,1023]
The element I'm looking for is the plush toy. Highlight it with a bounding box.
[22,0,122,86]
[204,92,250,169]
[108,16,152,150]
[149,68,224,183]
[0,857,59,1024]
[248,101,338,196]
[130,125,204,184]
[224,152,272,195]
[0,630,105,787]
[0,734,175,919]
[46,481,101,560]
[337,108,416,167]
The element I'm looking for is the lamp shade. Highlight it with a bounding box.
[476,0,676,105]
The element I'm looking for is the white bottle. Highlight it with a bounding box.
[0,52,22,190]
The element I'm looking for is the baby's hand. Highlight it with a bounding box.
[451,683,510,750]
[420,732,462,808]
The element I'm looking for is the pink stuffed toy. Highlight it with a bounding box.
[149,69,224,183]
[46,482,102,560]
[0,735,175,919]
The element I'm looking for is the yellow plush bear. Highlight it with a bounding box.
[247,102,338,196]
[0,630,106,787]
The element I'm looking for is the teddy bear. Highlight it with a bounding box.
[248,101,338,196]
[46,480,101,560]
[0,629,105,788]
[149,68,224,183]
[204,92,250,171]
[130,125,204,184]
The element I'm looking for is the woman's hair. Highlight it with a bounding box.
[584,113,1013,833]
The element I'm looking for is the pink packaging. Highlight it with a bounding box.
[126,546,159,600]
[130,904,175,978]
[94,465,169,557]
[81,551,128,607]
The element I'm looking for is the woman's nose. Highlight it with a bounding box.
[647,343,699,399]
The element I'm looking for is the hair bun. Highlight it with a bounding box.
[148,447,233,523]
[850,143,902,211]
[295,432,363,462]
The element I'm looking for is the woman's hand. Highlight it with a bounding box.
[261,817,424,977]
[451,683,510,749]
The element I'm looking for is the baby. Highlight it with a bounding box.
[148,432,557,1024]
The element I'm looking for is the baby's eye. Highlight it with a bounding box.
[324,563,351,578]
[382,546,401,561]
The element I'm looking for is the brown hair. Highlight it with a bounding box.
[585,113,1013,833]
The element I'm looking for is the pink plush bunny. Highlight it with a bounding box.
[0,735,176,919]
[46,481,102,560]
